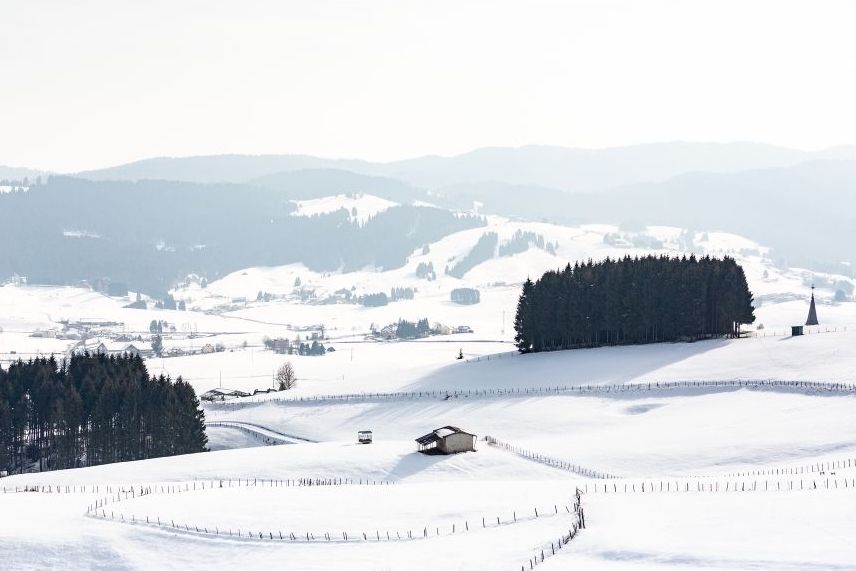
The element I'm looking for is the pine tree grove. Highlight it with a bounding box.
[0,353,207,474]
[514,255,755,353]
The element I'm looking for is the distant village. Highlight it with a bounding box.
[371,320,473,341]
[24,314,474,365]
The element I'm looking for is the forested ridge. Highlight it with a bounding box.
[447,232,498,278]
[514,255,755,353]
[0,354,207,474]
[0,177,483,296]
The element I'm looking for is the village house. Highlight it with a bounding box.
[30,329,58,339]
[69,340,153,358]
[106,341,153,358]
[379,324,397,340]
[272,338,291,354]
[200,388,250,402]
[70,339,109,357]
[432,322,452,335]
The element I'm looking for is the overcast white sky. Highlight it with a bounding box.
[1,0,855,172]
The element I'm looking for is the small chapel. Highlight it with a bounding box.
[805,285,819,326]
[792,285,820,336]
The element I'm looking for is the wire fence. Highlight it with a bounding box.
[577,475,856,495]
[84,477,394,513]
[204,379,856,411]
[721,457,856,478]
[485,435,616,480]
[206,421,309,445]
[2,483,138,495]
[462,350,520,364]
[8,470,855,569]
[746,325,847,338]
[86,478,585,547]
[485,434,856,488]
[487,435,856,482]
[517,489,584,570]
[2,477,390,496]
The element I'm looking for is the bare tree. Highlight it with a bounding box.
[276,361,296,390]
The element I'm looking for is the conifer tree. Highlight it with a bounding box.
[514,277,534,352]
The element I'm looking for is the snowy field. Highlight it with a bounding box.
[555,491,856,570]
[208,389,856,478]
[290,193,399,224]
[2,218,856,569]
[2,438,855,570]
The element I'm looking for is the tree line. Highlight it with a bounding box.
[0,353,207,474]
[396,318,431,339]
[451,287,480,305]
[447,232,498,278]
[514,255,755,353]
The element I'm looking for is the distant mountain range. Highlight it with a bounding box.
[2,142,854,290]
[430,159,856,272]
[0,165,49,182]
[564,160,856,271]
[75,155,376,185]
[68,142,856,192]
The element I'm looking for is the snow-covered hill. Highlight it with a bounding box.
[290,193,399,224]
[3,212,854,392]
[2,213,856,571]
[170,212,852,336]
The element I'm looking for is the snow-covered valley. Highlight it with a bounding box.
[1,212,855,570]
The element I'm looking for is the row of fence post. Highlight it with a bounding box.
[0,476,396,500]
[89,482,584,546]
[206,422,292,446]
[520,489,585,570]
[485,435,616,480]
[485,435,856,484]
[577,476,856,495]
[205,378,856,410]
[723,457,855,478]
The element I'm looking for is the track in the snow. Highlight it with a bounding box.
[206,420,315,445]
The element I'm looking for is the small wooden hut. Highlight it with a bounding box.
[415,426,476,455]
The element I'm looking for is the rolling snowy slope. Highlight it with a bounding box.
[2,216,856,570]
[550,491,856,570]
[290,193,399,224]
[208,387,856,477]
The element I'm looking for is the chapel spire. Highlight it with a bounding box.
[805,285,819,326]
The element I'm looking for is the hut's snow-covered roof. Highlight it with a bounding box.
[415,426,473,445]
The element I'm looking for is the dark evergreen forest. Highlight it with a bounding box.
[0,354,207,474]
[450,287,481,305]
[514,255,755,353]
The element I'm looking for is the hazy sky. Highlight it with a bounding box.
[2,0,855,172]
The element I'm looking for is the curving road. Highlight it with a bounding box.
[206,420,315,445]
